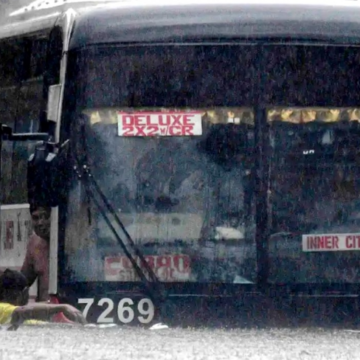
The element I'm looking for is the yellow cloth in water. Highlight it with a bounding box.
[0,302,45,325]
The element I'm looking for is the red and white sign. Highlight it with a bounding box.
[302,233,360,252]
[117,111,203,137]
[104,254,191,282]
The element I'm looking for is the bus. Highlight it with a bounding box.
[2,0,360,327]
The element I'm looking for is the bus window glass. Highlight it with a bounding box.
[0,36,47,204]
[268,107,360,283]
[63,45,257,284]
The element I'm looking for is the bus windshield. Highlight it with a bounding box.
[62,43,360,286]
[63,45,257,283]
[268,107,360,283]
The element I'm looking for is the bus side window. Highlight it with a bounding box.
[0,34,49,204]
[41,26,63,136]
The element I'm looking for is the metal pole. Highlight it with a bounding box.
[0,124,3,254]
[254,45,270,290]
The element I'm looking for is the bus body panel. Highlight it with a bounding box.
[0,204,38,300]
[70,1,360,49]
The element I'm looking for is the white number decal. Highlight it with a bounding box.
[117,298,135,323]
[97,298,114,323]
[77,297,155,324]
[78,298,95,319]
[138,298,155,324]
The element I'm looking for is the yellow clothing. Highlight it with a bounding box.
[0,303,16,325]
[0,302,45,325]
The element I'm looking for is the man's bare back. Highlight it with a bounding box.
[21,207,50,302]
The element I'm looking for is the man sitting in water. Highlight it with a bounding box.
[21,205,51,302]
[0,269,86,330]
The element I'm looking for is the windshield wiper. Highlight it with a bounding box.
[73,155,167,305]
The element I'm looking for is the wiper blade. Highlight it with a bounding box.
[73,157,166,304]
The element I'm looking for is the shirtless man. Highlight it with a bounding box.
[21,205,51,302]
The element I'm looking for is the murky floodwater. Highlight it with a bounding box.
[1,324,360,360]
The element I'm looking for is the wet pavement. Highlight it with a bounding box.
[1,324,360,360]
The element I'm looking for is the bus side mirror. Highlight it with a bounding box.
[27,140,70,208]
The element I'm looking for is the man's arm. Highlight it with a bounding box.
[20,241,37,287]
[9,303,87,330]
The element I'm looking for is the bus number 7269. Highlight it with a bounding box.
[78,298,155,324]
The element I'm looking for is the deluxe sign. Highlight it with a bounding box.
[117,111,203,137]
[302,233,360,252]
[104,254,191,282]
